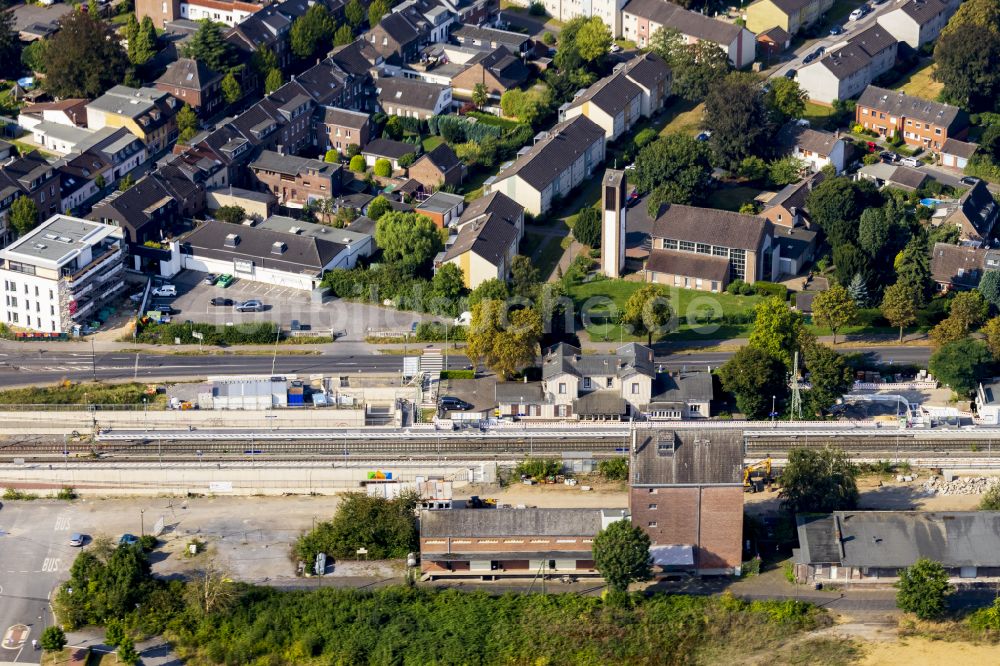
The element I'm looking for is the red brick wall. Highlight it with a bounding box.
[698,486,743,570]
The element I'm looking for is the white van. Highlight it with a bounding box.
[900,157,920,167]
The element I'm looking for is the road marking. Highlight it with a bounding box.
[53,515,71,531]
[2,623,29,650]
[41,558,60,573]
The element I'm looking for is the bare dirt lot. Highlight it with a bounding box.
[859,636,1000,664]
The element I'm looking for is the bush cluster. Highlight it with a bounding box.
[135,322,279,345]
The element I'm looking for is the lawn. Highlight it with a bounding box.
[565,279,762,343]
[895,62,943,100]
[659,99,705,137]
[826,0,865,22]
[460,167,494,203]
[421,135,445,152]
[802,101,838,131]
[707,185,762,212]
[521,231,565,279]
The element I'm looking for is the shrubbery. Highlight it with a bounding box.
[515,457,561,480]
[293,492,418,564]
[597,457,628,481]
[135,321,280,345]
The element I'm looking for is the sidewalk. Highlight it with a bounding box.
[64,629,180,666]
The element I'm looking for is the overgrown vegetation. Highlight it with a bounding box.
[134,321,281,346]
[514,457,562,481]
[0,381,159,406]
[597,457,629,481]
[293,492,418,565]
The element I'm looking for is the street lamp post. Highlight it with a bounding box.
[143,398,148,432]
[771,395,776,423]
[140,509,145,537]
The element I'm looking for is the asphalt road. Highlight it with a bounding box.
[0,345,933,387]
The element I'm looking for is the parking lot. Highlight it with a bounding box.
[152,270,436,340]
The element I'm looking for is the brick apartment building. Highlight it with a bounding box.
[419,507,627,579]
[248,150,342,208]
[154,58,224,118]
[856,85,968,152]
[629,428,744,575]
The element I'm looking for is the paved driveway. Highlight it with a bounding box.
[153,271,439,341]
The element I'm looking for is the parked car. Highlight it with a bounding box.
[69,533,85,547]
[155,305,174,315]
[609,43,621,53]
[900,156,920,167]
[439,396,473,411]
[849,7,865,19]
[829,25,845,35]
[210,297,233,306]
[202,274,218,286]
[151,284,176,297]
[784,68,796,79]
[960,176,981,186]
[235,299,264,312]
[119,534,139,546]
[803,48,823,63]
[216,274,235,287]
[880,150,897,162]
[627,188,640,206]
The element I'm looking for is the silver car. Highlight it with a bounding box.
[235,299,264,312]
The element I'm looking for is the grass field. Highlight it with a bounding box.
[421,135,445,152]
[566,279,762,342]
[707,186,762,212]
[660,99,705,137]
[522,231,565,278]
[802,101,838,131]
[895,62,943,100]
[0,381,167,406]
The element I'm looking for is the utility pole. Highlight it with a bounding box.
[271,326,280,375]
[91,338,97,382]
[789,351,802,421]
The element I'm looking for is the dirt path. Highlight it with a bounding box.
[859,636,1000,664]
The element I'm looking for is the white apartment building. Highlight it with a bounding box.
[507,0,628,37]
[0,216,126,333]
[179,0,262,26]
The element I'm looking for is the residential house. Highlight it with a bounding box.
[929,242,992,292]
[441,191,523,288]
[17,99,88,132]
[449,46,531,102]
[0,151,62,237]
[0,215,126,333]
[485,115,606,216]
[856,86,968,151]
[796,27,898,104]
[746,0,836,35]
[876,0,959,49]
[26,123,98,157]
[793,511,1000,583]
[645,204,776,289]
[317,107,373,153]
[776,122,848,173]
[938,180,999,244]
[89,175,180,270]
[415,190,465,228]
[622,0,755,68]
[56,151,112,215]
[137,0,265,29]
[376,77,452,119]
[541,342,657,420]
[362,138,418,170]
[225,1,295,71]
[419,508,628,578]
[560,53,672,141]
[940,139,978,170]
[408,143,463,189]
[856,162,929,191]
[172,219,356,290]
[758,177,823,275]
[248,150,342,208]
[645,371,714,420]
[154,58,224,118]
[86,86,181,153]
[977,380,1000,425]
[629,427,744,575]
[264,81,318,155]
[506,0,627,37]
[451,23,530,54]
[368,10,432,64]
[759,171,824,229]
[771,224,819,276]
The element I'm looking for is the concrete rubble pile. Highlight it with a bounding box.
[922,476,1000,495]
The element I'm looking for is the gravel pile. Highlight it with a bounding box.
[923,476,1000,495]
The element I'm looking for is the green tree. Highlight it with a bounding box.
[979,271,1000,312]
[881,282,918,342]
[633,133,713,203]
[214,205,245,224]
[0,10,21,76]
[573,207,601,247]
[265,67,284,94]
[128,15,157,65]
[40,626,66,652]
[291,4,334,60]
[295,493,418,562]
[431,263,465,302]
[805,176,882,249]
[940,0,1000,38]
[704,71,774,170]
[499,88,548,125]
[811,284,857,344]
[118,173,136,191]
[510,255,540,299]
[575,17,612,63]
[765,76,808,120]
[468,278,509,308]
[43,11,128,98]
[250,44,277,76]
[895,236,932,306]
[738,155,767,182]
[176,104,198,144]
[117,636,139,665]
[768,156,805,186]
[748,297,804,367]
[368,0,390,29]
[472,82,489,109]
[929,338,992,395]
[779,447,858,513]
[649,27,730,102]
[466,300,542,379]
[930,314,970,348]
[21,39,47,73]
[949,290,989,330]
[934,24,1000,112]
[592,519,652,594]
[345,0,365,28]
[8,196,39,238]
[181,20,234,72]
[718,345,788,418]
[597,457,628,481]
[104,618,126,647]
[984,316,1000,360]
[366,195,391,221]
[333,23,354,47]
[375,212,443,267]
[896,558,953,620]
[621,284,673,345]
[981,484,1000,510]
[858,207,891,257]
[221,71,242,105]
[803,342,852,416]
[349,154,366,172]
[373,158,392,177]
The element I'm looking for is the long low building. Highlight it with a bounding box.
[419,507,627,578]
[794,511,1000,583]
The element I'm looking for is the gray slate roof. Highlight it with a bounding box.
[649,371,714,405]
[442,210,518,265]
[542,342,655,381]
[421,508,610,538]
[776,123,841,156]
[624,0,742,45]
[896,0,953,26]
[651,204,768,251]
[494,115,605,191]
[631,428,744,485]
[940,138,978,159]
[156,58,222,90]
[250,150,341,179]
[646,248,730,282]
[857,86,963,128]
[363,138,416,160]
[321,106,371,129]
[930,242,986,289]
[569,68,643,116]
[796,511,1000,568]
[181,220,345,276]
[377,77,447,112]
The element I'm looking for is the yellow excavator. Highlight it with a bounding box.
[743,459,772,493]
